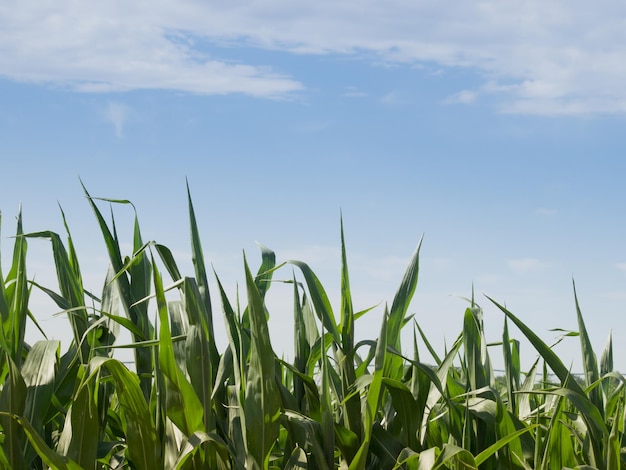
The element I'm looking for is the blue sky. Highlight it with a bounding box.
[1,1,626,372]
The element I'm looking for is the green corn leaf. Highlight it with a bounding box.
[409,330,430,439]
[6,208,29,367]
[98,308,146,342]
[154,243,182,282]
[59,204,82,282]
[339,215,354,352]
[600,332,614,402]
[488,297,607,464]
[254,242,276,301]
[281,410,329,470]
[370,424,406,468]
[385,237,422,379]
[464,305,493,393]
[420,336,463,446]
[337,219,362,442]
[284,446,308,470]
[288,260,340,345]
[392,448,420,470]
[334,422,360,464]
[95,263,121,347]
[432,443,477,469]
[21,340,59,435]
[226,385,248,469]
[320,325,335,469]
[387,237,422,347]
[383,377,419,449]
[474,424,538,466]
[243,253,281,469]
[349,309,388,470]
[518,357,540,420]
[87,357,162,468]
[488,297,585,395]
[600,331,613,376]
[185,324,216,433]
[211,345,233,403]
[169,300,189,371]
[292,273,309,412]
[277,359,322,419]
[605,390,621,470]
[173,431,231,470]
[573,281,603,413]
[153,255,204,437]
[186,181,214,339]
[57,368,99,468]
[24,230,89,361]
[214,270,246,401]
[415,321,441,366]
[416,447,437,470]
[0,354,27,468]
[548,387,608,435]
[82,182,153,398]
[502,318,520,414]
[182,277,220,375]
[544,395,576,469]
[493,389,526,466]
[0,212,9,324]
[0,412,82,470]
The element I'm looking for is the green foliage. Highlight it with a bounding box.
[0,187,625,469]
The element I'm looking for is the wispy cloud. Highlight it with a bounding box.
[443,90,478,105]
[105,102,129,138]
[0,2,302,98]
[507,258,549,273]
[379,91,405,107]
[616,263,626,272]
[343,86,368,98]
[2,2,626,113]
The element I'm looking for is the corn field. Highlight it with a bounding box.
[0,184,624,469]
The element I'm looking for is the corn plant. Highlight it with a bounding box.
[0,186,625,469]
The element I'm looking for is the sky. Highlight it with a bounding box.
[1,1,626,373]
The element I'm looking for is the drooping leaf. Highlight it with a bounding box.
[86,357,162,468]
[0,412,82,470]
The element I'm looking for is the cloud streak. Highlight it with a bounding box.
[105,102,129,138]
[1,1,626,113]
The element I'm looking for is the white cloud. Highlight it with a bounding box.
[0,1,302,97]
[2,2,626,112]
[379,91,404,107]
[105,102,129,138]
[443,90,478,105]
[616,263,626,272]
